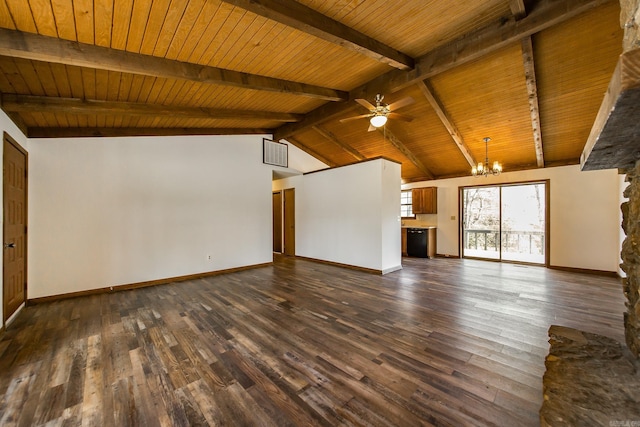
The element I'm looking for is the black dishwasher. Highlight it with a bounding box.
[407,228,427,258]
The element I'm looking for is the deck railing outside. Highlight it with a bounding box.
[464,229,545,255]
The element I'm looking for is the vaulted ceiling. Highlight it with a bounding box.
[0,0,624,182]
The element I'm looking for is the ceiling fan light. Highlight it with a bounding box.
[370,114,387,128]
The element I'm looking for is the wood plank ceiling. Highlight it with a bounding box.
[0,0,624,182]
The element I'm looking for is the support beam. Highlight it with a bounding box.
[312,125,366,161]
[218,0,414,71]
[510,0,528,19]
[0,28,348,102]
[286,137,337,168]
[377,127,434,180]
[26,127,271,138]
[520,37,545,168]
[1,94,303,122]
[274,0,612,139]
[416,80,476,168]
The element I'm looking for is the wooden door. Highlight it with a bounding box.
[283,189,295,256]
[3,133,27,323]
[273,191,282,253]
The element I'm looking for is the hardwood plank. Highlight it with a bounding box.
[0,256,626,426]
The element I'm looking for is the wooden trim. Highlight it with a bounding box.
[27,127,272,138]
[295,255,384,275]
[217,0,414,70]
[274,0,612,140]
[436,254,461,259]
[0,28,347,102]
[520,37,545,168]
[2,95,304,122]
[548,265,618,278]
[545,179,551,267]
[27,263,272,305]
[302,156,401,176]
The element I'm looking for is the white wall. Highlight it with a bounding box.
[28,134,273,298]
[274,158,402,273]
[0,110,29,324]
[285,141,328,173]
[403,165,622,272]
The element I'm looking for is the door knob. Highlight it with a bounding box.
[4,243,15,248]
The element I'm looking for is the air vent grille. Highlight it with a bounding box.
[263,138,288,167]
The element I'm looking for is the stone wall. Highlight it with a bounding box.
[621,160,640,357]
[621,0,640,51]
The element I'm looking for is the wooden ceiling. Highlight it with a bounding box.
[0,0,624,182]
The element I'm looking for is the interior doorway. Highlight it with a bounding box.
[283,188,295,256]
[273,191,282,253]
[461,181,548,265]
[3,132,28,323]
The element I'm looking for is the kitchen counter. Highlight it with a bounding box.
[401,225,436,229]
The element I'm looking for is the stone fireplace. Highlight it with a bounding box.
[540,1,640,425]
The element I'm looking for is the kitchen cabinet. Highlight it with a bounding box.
[412,187,437,214]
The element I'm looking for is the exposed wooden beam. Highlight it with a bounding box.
[285,137,337,168]
[0,28,348,102]
[274,0,612,139]
[2,94,303,122]
[376,127,434,180]
[26,127,270,138]
[311,125,366,161]
[510,0,528,19]
[416,80,476,168]
[520,37,545,168]
[217,0,414,71]
[4,111,28,137]
[581,47,640,171]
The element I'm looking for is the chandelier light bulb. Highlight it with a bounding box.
[471,137,502,177]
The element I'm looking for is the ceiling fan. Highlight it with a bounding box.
[340,93,414,131]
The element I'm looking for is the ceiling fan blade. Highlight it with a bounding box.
[355,98,376,110]
[388,112,413,122]
[339,114,373,123]
[368,123,377,132]
[387,96,415,112]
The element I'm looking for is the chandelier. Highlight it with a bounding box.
[472,137,502,177]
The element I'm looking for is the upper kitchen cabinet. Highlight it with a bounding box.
[412,187,438,214]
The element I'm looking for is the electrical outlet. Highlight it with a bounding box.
[207,255,212,260]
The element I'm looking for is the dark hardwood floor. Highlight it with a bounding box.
[0,256,625,426]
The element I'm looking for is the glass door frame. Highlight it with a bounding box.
[458,179,550,267]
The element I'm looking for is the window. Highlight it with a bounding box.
[401,190,414,218]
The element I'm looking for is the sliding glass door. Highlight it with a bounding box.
[462,182,547,264]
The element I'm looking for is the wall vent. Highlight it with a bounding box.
[263,138,288,167]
